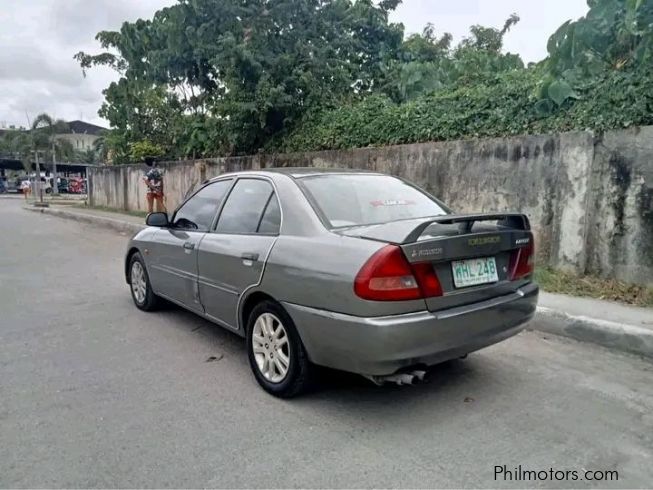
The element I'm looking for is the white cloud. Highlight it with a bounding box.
[0,0,175,129]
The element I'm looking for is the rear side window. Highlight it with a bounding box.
[300,174,447,227]
[216,179,275,234]
[174,179,232,231]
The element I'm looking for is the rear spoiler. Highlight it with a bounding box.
[402,213,531,244]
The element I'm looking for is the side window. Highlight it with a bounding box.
[216,179,274,234]
[257,194,281,234]
[173,180,232,231]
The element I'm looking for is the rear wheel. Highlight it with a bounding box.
[246,300,313,398]
[129,252,161,311]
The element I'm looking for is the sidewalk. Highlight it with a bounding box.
[535,291,653,360]
[24,203,145,234]
[23,203,653,360]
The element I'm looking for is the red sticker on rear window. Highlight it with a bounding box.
[370,199,416,207]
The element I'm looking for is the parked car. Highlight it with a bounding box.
[125,169,538,397]
[6,178,21,193]
[58,178,69,193]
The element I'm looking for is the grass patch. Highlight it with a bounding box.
[72,203,149,218]
[535,267,653,307]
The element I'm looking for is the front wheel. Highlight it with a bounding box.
[129,252,161,311]
[246,300,314,398]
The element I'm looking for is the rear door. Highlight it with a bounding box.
[149,179,233,312]
[197,178,281,329]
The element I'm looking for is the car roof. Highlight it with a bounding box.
[209,167,384,181]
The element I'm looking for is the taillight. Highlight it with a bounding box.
[509,239,535,280]
[354,245,443,301]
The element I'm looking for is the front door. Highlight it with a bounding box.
[197,178,281,329]
[149,179,234,312]
[150,229,205,311]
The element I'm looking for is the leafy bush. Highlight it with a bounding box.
[274,65,653,152]
[129,140,165,162]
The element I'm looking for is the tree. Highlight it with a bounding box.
[0,130,33,173]
[129,140,165,162]
[384,15,524,102]
[31,114,71,194]
[539,0,653,110]
[75,0,405,159]
[92,133,110,164]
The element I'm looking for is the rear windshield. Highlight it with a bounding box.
[300,174,448,228]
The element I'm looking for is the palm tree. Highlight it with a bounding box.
[31,113,69,195]
[0,130,33,174]
[92,131,110,164]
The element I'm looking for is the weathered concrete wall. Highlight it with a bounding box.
[585,127,653,285]
[89,156,260,213]
[88,127,653,285]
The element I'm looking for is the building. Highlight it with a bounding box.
[54,120,106,151]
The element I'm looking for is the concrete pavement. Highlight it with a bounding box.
[2,197,653,488]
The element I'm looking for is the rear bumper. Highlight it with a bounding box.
[283,282,538,375]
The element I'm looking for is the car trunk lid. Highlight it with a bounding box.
[337,213,534,312]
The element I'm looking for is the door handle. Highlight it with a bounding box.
[183,242,195,250]
[241,252,259,262]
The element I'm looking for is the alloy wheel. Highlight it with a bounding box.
[131,261,147,305]
[251,313,290,383]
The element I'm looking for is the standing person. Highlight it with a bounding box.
[143,160,166,214]
[20,178,31,200]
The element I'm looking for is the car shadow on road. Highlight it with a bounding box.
[312,358,481,401]
[151,300,490,407]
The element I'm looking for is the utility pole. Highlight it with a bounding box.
[51,139,59,195]
[34,149,43,204]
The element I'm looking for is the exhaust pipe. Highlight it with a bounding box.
[412,370,426,381]
[364,369,427,386]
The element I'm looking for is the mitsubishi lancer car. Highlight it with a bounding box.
[125,168,538,397]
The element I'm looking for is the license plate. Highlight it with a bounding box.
[452,257,498,288]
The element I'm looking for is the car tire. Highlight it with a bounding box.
[128,252,161,311]
[246,300,314,398]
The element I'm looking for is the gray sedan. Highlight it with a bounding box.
[126,168,538,397]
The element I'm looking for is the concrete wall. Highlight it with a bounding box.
[88,127,653,286]
[585,127,653,285]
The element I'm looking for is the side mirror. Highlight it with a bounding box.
[146,212,169,227]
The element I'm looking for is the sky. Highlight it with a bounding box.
[0,0,589,130]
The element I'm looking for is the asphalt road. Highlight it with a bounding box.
[1,197,652,488]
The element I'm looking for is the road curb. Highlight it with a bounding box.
[23,205,145,235]
[531,306,653,360]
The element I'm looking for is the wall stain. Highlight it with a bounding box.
[494,144,508,161]
[609,152,632,237]
[543,138,556,156]
[511,146,522,162]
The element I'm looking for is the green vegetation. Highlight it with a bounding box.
[74,0,653,162]
[0,113,106,165]
[535,267,653,307]
[275,65,653,151]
